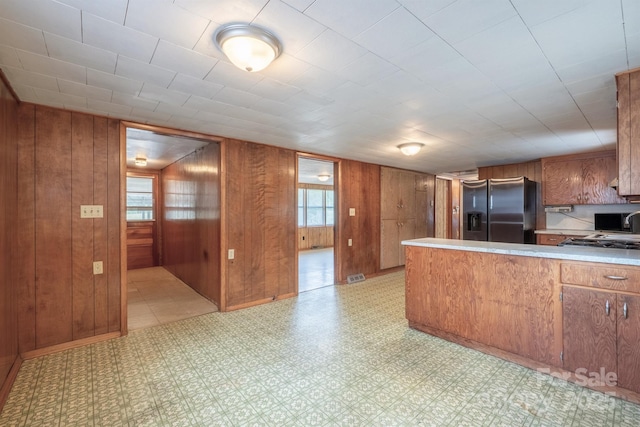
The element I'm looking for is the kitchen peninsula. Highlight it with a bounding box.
[403,238,640,402]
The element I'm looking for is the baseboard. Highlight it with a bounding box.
[0,355,22,412]
[21,332,121,360]
[225,292,296,312]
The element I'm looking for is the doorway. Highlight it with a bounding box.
[297,156,337,292]
[124,125,221,330]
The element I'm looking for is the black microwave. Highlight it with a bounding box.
[594,213,632,232]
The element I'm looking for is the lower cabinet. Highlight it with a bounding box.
[562,286,640,393]
[380,219,415,269]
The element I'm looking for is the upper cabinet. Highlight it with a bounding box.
[616,68,640,197]
[541,150,626,205]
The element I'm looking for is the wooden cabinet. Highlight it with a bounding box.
[380,167,434,269]
[616,68,640,197]
[561,262,640,394]
[537,233,582,246]
[541,150,626,205]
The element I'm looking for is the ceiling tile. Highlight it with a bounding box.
[0,0,81,41]
[168,74,223,99]
[0,45,23,68]
[281,0,315,12]
[256,53,313,84]
[56,0,129,24]
[397,0,458,20]
[33,86,86,108]
[153,102,199,119]
[87,69,143,95]
[424,0,517,44]
[174,0,266,23]
[82,12,158,62]
[111,91,159,110]
[10,83,37,101]
[57,78,112,101]
[295,29,368,72]
[88,98,133,116]
[44,32,117,73]
[204,61,264,90]
[138,83,190,106]
[250,78,301,102]
[213,86,262,108]
[0,18,48,55]
[151,40,218,79]
[253,0,327,55]
[554,49,629,84]
[17,50,87,82]
[512,0,595,27]
[1,66,58,91]
[124,0,211,49]
[304,0,399,39]
[288,65,346,95]
[115,56,176,88]
[355,7,436,59]
[335,52,399,86]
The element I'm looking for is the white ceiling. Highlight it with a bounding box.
[298,157,334,185]
[126,127,211,169]
[1,0,638,175]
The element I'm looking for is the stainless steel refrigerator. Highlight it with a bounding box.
[462,177,536,244]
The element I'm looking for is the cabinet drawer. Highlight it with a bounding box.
[561,263,640,293]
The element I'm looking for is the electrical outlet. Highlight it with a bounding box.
[93,261,103,275]
[228,249,235,260]
[348,238,353,246]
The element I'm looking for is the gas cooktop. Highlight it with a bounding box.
[558,233,640,250]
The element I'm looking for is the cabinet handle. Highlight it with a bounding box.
[577,194,581,201]
[605,300,610,316]
[604,275,628,281]
[548,238,558,241]
[623,302,628,319]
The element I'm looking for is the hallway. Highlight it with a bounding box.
[127,267,218,330]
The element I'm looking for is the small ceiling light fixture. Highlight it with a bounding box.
[317,174,331,182]
[215,23,282,72]
[398,142,424,156]
[134,156,147,167]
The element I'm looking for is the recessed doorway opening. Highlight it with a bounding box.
[297,157,337,293]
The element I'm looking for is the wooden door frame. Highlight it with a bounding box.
[296,153,341,292]
[119,121,223,334]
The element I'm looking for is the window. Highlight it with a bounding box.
[126,176,155,220]
[298,187,334,227]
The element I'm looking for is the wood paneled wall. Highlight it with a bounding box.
[16,104,121,352]
[161,143,221,305]
[336,160,380,282]
[298,226,334,250]
[0,73,18,403]
[478,160,546,230]
[224,140,296,310]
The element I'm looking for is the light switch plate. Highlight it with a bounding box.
[93,261,103,275]
[349,208,356,216]
[81,205,104,218]
[228,249,235,260]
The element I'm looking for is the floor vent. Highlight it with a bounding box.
[347,273,365,284]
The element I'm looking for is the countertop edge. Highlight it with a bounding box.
[402,238,640,267]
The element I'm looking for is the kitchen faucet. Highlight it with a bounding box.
[624,211,640,226]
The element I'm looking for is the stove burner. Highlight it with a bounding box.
[559,238,640,250]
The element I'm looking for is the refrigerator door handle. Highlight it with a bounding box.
[489,195,493,210]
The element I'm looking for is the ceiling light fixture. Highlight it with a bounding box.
[134,156,147,167]
[215,23,282,72]
[317,174,331,182]
[398,143,424,156]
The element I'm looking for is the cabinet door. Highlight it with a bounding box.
[380,167,399,220]
[415,191,429,238]
[398,219,415,266]
[617,294,640,393]
[617,70,640,196]
[399,171,416,219]
[380,219,400,269]
[562,287,617,375]
[582,156,626,204]
[542,159,583,205]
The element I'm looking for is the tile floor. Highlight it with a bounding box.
[127,267,218,330]
[299,248,334,293]
[2,271,640,426]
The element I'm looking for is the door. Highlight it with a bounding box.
[617,294,640,393]
[380,219,400,270]
[562,287,617,376]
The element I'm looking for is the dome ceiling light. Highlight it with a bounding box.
[215,23,282,72]
[398,143,424,156]
[134,156,147,167]
[317,174,331,182]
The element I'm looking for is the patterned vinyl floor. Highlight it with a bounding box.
[1,271,639,426]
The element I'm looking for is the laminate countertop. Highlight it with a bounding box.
[402,238,640,267]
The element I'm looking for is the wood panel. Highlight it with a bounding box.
[298,226,334,250]
[0,71,18,405]
[435,178,449,238]
[405,246,562,366]
[336,160,380,282]
[616,69,640,197]
[617,293,640,393]
[126,222,156,269]
[224,140,295,308]
[560,263,640,294]
[16,104,122,352]
[582,155,626,204]
[162,142,221,305]
[562,286,617,377]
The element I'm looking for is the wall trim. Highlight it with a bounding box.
[0,68,20,103]
[0,356,22,412]
[21,332,121,360]
[225,292,296,312]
